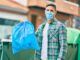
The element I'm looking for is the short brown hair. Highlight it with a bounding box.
[46,4,56,10]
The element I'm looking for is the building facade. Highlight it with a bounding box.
[27,0,80,30]
[11,0,80,30]
[0,0,28,39]
[0,0,80,39]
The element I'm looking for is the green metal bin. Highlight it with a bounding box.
[65,28,80,60]
[3,42,35,60]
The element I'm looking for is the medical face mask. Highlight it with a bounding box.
[45,11,54,21]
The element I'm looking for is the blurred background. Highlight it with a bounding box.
[0,0,80,60]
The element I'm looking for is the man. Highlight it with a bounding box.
[35,4,67,60]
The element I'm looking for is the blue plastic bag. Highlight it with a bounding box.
[12,20,40,54]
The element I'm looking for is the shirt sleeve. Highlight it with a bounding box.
[35,24,42,37]
[57,25,67,60]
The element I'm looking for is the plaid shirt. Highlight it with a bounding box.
[35,19,67,60]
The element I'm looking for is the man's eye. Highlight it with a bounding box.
[50,10,53,12]
[46,9,53,12]
[46,9,49,11]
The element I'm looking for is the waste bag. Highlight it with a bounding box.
[12,20,40,54]
[2,20,40,60]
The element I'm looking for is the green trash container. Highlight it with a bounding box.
[0,41,3,60]
[65,28,80,60]
[65,44,78,60]
[77,35,80,60]
[3,42,35,60]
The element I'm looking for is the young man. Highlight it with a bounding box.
[35,4,67,60]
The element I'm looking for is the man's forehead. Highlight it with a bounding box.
[46,6,55,10]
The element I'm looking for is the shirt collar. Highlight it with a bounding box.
[50,18,57,25]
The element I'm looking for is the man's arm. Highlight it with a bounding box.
[35,23,45,37]
[57,25,67,60]
[35,25,42,37]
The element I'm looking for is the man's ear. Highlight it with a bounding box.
[54,11,57,16]
[55,10,57,14]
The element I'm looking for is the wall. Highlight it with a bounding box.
[28,7,45,29]
[55,0,79,16]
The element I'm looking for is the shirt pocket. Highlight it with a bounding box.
[48,28,58,38]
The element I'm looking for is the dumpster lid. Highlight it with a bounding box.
[67,28,80,44]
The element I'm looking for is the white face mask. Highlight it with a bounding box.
[45,11,54,21]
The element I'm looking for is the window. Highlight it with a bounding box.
[31,14,37,30]
[66,0,77,2]
[0,18,19,26]
[73,17,80,29]
[77,0,80,6]
[60,20,68,27]
[49,0,54,2]
[0,18,20,39]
